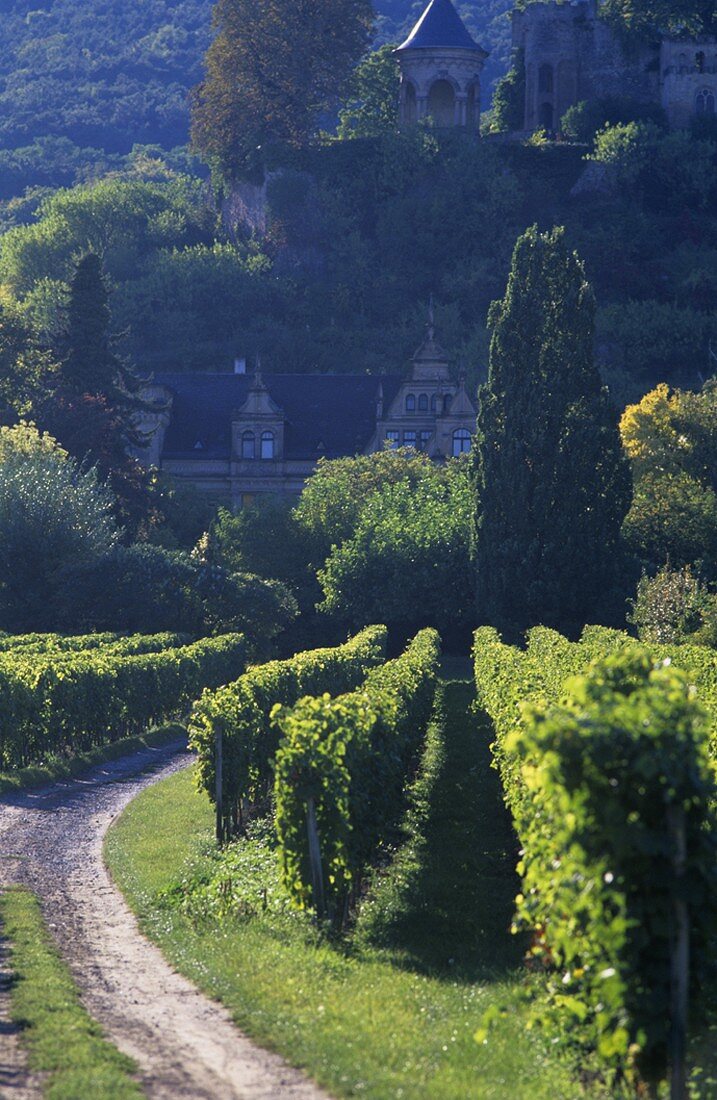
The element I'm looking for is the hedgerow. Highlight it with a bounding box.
[188,625,387,838]
[0,633,247,769]
[273,628,440,922]
[0,631,190,656]
[473,625,717,1091]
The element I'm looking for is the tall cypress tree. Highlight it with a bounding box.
[474,225,631,635]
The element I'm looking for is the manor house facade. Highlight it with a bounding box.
[136,319,475,507]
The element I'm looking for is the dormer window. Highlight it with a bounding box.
[418,393,428,411]
[405,393,416,412]
[241,431,255,459]
[260,430,275,459]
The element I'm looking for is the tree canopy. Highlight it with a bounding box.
[191,0,373,179]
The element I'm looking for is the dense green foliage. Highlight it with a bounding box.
[0,630,189,655]
[473,624,717,1090]
[188,625,386,837]
[2,129,716,396]
[620,380,717,576]
[0,888,142,1099]
[474,225,631,635]
[317,455,474,644]
[273,628,439,919]
[0,631,246,770]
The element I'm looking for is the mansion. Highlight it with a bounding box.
[136,318,476,507]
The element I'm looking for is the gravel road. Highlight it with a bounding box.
[0,742,330,1100]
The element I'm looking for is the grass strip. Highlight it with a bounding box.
[0,723,187,794]
[106,678,593,1099]
[0,887,142,1100]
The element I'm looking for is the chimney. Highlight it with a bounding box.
[234,356,246,375]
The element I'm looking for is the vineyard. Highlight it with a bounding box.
[0,630,247,769]
[4,621,717,1097]
[474,625,717,1095]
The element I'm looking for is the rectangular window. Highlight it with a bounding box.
[386,430,400,449]
[419,430,432,451]
[403,430,417,449]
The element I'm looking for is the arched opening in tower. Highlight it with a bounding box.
[428,80,456,127]
[539,101,554,130]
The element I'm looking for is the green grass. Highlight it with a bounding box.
[105,679,597,1099]
[0,887,142,1100]
[0,723,186,794]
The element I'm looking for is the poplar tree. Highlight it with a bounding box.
[191,0,373,180]
[474,225,631,635]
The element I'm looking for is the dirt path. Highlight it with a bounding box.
[0,743,330,1100]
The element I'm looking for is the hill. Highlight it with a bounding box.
[0,0,508,164]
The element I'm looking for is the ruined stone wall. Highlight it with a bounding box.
[512,3,659,130]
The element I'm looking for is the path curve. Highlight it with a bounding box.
[0,743,330,1100]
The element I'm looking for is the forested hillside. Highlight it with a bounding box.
[0,0,508,167]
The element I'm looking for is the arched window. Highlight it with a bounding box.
[241,430,255,460]
[697,50,706,73]
[679,52,688,73]
[452,429,471,456]
[427,79,456,127]
[538,63,554,94]
[405,393,416,412]
[443,394,451,413]
[696,87,716,114]
[430,394,437,412]
[260,430,275,459]
[418,393,428,412]
[404,81,417,125]
[539,101,554,131]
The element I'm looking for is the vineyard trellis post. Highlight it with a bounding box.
[215,728,224,844]
[306,797,325,918]
[668,803,688,1100]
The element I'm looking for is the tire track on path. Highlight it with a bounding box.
[0,742,330,1100]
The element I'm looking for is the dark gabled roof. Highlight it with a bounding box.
[154,372,403,461]
[396,0,482,52]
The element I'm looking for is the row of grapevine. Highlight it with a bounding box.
[0,632,191,659]
[273,628,440,923]
[188,626,388,838]
[0,634,248,770]
[473,625,717,1093]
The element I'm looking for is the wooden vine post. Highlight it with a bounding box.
[215,728,224,845]
[306,797,326,919]
[668,804,688,1100]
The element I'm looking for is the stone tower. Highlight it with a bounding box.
[394,0,488,132]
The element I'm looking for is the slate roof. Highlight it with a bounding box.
[154,372,403,461]
[396,0,482,52]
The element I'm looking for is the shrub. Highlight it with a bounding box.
[188,625,387,838]
[273,628,440,921]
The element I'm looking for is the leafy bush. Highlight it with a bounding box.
[629,566,717,646]
[0,633,247,770]
[317,458,474,646]
[273,628,440,920]
[54,543,297,649]
[0,631,189,656]
[561,97,665,145]
[0,436,118,632]
[188,625,387,837]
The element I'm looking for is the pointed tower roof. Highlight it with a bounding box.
[396,0,482,53]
